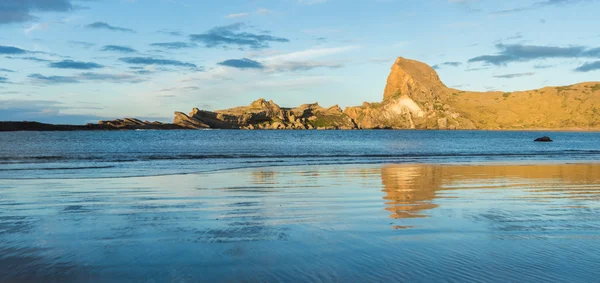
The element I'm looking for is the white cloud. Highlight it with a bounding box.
[226,13,249,19]
[256,8,273,15]
[297,0,327,5]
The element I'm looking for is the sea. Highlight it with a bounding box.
[1,130,600,282]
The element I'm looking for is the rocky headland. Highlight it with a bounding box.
[2,57,600,131]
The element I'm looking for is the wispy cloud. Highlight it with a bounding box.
[150,42,197,49]
[575,61,600,72]
[469,44,600,65]
[493,72,535,79]
[0,45,28,54]
[218,58,265,69]
[226,13,248,19]
[101,45,137,53]
[69,40,95,49]
[86,22,135,33]
[5,56,51,62]
[189,23,289,49]
[0,68,15,73]
[157,30,183,36]
[261,46,355,72]
[49,60,104,70]
[256,8,273,15]
[119,57,198,69]
[432,61,462,69]
[491,0,587,15]
[29,72,146,84]
[0,0,73,24]
[29,73,79,84]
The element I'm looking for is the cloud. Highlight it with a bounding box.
[226,13,248,19]
[160,86,200,92]
[5,56,51,62]
[0,0,73,24]
[157,30,183,36]
[149,42,197,49]
[432,61,462,69]
[119,57,198,69]
[533,64,555,69]
[0,68,15,73]
[260,46,355,72]
[574,61,600,72]
[86,22,135,33]
[0,45,28,54]
[68,40,95,48]
[101,45,137,53]
[189,23,289,49]
[79,72,144,83]
[493,72,535,79]
[268,61,343,71]
[29,73,79,84]
[28,71,146,85]
[468,44,600,65]
[218,58,264,69]
[256,8,273,15]
[49,60,104,70]
[0,76,8,83]
[491,0,587,15]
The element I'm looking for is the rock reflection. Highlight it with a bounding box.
[381,163,600,219]
[381,165,440,219]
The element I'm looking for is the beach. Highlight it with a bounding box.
[2,162,600,282]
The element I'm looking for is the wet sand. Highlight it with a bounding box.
[1,163,600,282]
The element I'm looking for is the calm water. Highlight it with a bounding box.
[1,131,600,282]
[1,130,600,179]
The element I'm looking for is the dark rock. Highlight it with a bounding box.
[534,136,553,142]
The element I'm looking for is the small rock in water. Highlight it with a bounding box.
[534,136,553,142]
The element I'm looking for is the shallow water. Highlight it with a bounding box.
[2,130,600,178]
[1,163,600,282]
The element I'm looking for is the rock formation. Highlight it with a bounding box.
[172,99,357,130]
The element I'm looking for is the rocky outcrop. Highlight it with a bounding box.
[96,118,182,129]
[383,57,448,102]
[534,136,553,142]
[344,57,476,130]
[172,99,357,130]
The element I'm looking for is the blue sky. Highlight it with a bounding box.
[0,0,599,124]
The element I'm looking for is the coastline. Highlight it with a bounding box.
[2,122,600,132]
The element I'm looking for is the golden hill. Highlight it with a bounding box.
[344,57,600,130]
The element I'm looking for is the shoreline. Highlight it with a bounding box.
[3,126,600,133]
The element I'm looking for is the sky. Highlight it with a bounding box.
[0,0,599,124]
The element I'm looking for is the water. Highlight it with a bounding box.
[2,130,600,282]
[1,130,600,179]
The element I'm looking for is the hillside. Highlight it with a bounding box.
[344,57,600,130]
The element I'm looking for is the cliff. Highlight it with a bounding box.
[344,57,600,130]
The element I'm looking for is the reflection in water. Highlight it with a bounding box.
[1,163,600,282]
[381,163,600,219]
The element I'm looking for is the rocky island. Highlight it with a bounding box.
[2,57,600,131]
